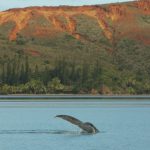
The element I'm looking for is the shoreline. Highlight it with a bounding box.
[0,95,150,102]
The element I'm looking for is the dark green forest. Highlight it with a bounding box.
[0,38,150,95]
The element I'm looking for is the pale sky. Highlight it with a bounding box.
[0,0,133,11]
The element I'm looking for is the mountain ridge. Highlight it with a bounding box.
[0,0,149,43]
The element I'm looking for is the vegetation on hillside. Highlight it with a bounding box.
[0,38,150,95]
[0,1,150,94]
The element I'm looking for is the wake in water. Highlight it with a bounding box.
[0,129,86,135]
[0,129,102,135]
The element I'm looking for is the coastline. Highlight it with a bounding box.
[0,95,150,102]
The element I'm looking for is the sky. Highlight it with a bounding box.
[0,0,133,11]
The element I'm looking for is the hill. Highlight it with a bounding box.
[0,0,150,94]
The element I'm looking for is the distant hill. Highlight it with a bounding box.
[0,0,150,94]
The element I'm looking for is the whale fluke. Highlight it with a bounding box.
[55,115,99,134]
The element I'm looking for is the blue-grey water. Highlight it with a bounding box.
[0,99,150,150]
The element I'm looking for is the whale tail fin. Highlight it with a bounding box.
[55,115,83,126]
[55,115,99,134]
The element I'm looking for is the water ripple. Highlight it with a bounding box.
[0,129,84,135]
[0,129,103,135]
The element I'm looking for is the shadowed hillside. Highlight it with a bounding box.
[0,0,150,94]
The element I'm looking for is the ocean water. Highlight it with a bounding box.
[0,99,150,150]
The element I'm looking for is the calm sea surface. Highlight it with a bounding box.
[0,98,150,150]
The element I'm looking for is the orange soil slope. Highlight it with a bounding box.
[0,0,149,43]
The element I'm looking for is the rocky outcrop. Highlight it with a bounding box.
[96,8,112,40]
[0,1,149,43]
[136,0,150,12]
[108,5,126,21]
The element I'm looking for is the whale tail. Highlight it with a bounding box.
[55,115,99,134]
[55,115,83,126]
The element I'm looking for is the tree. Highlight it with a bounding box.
[1,63,6,83]
[42,66,51,85]
[1,84,12,94]
[24,56,30,82]
[92,60,102,88]
[33,65,40,80]
[19,64,25,83]
[11,58,17,84]
[47,77,64,93]
[6,62,12,84]
[16,34,26,45]
[24,80,46,94]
